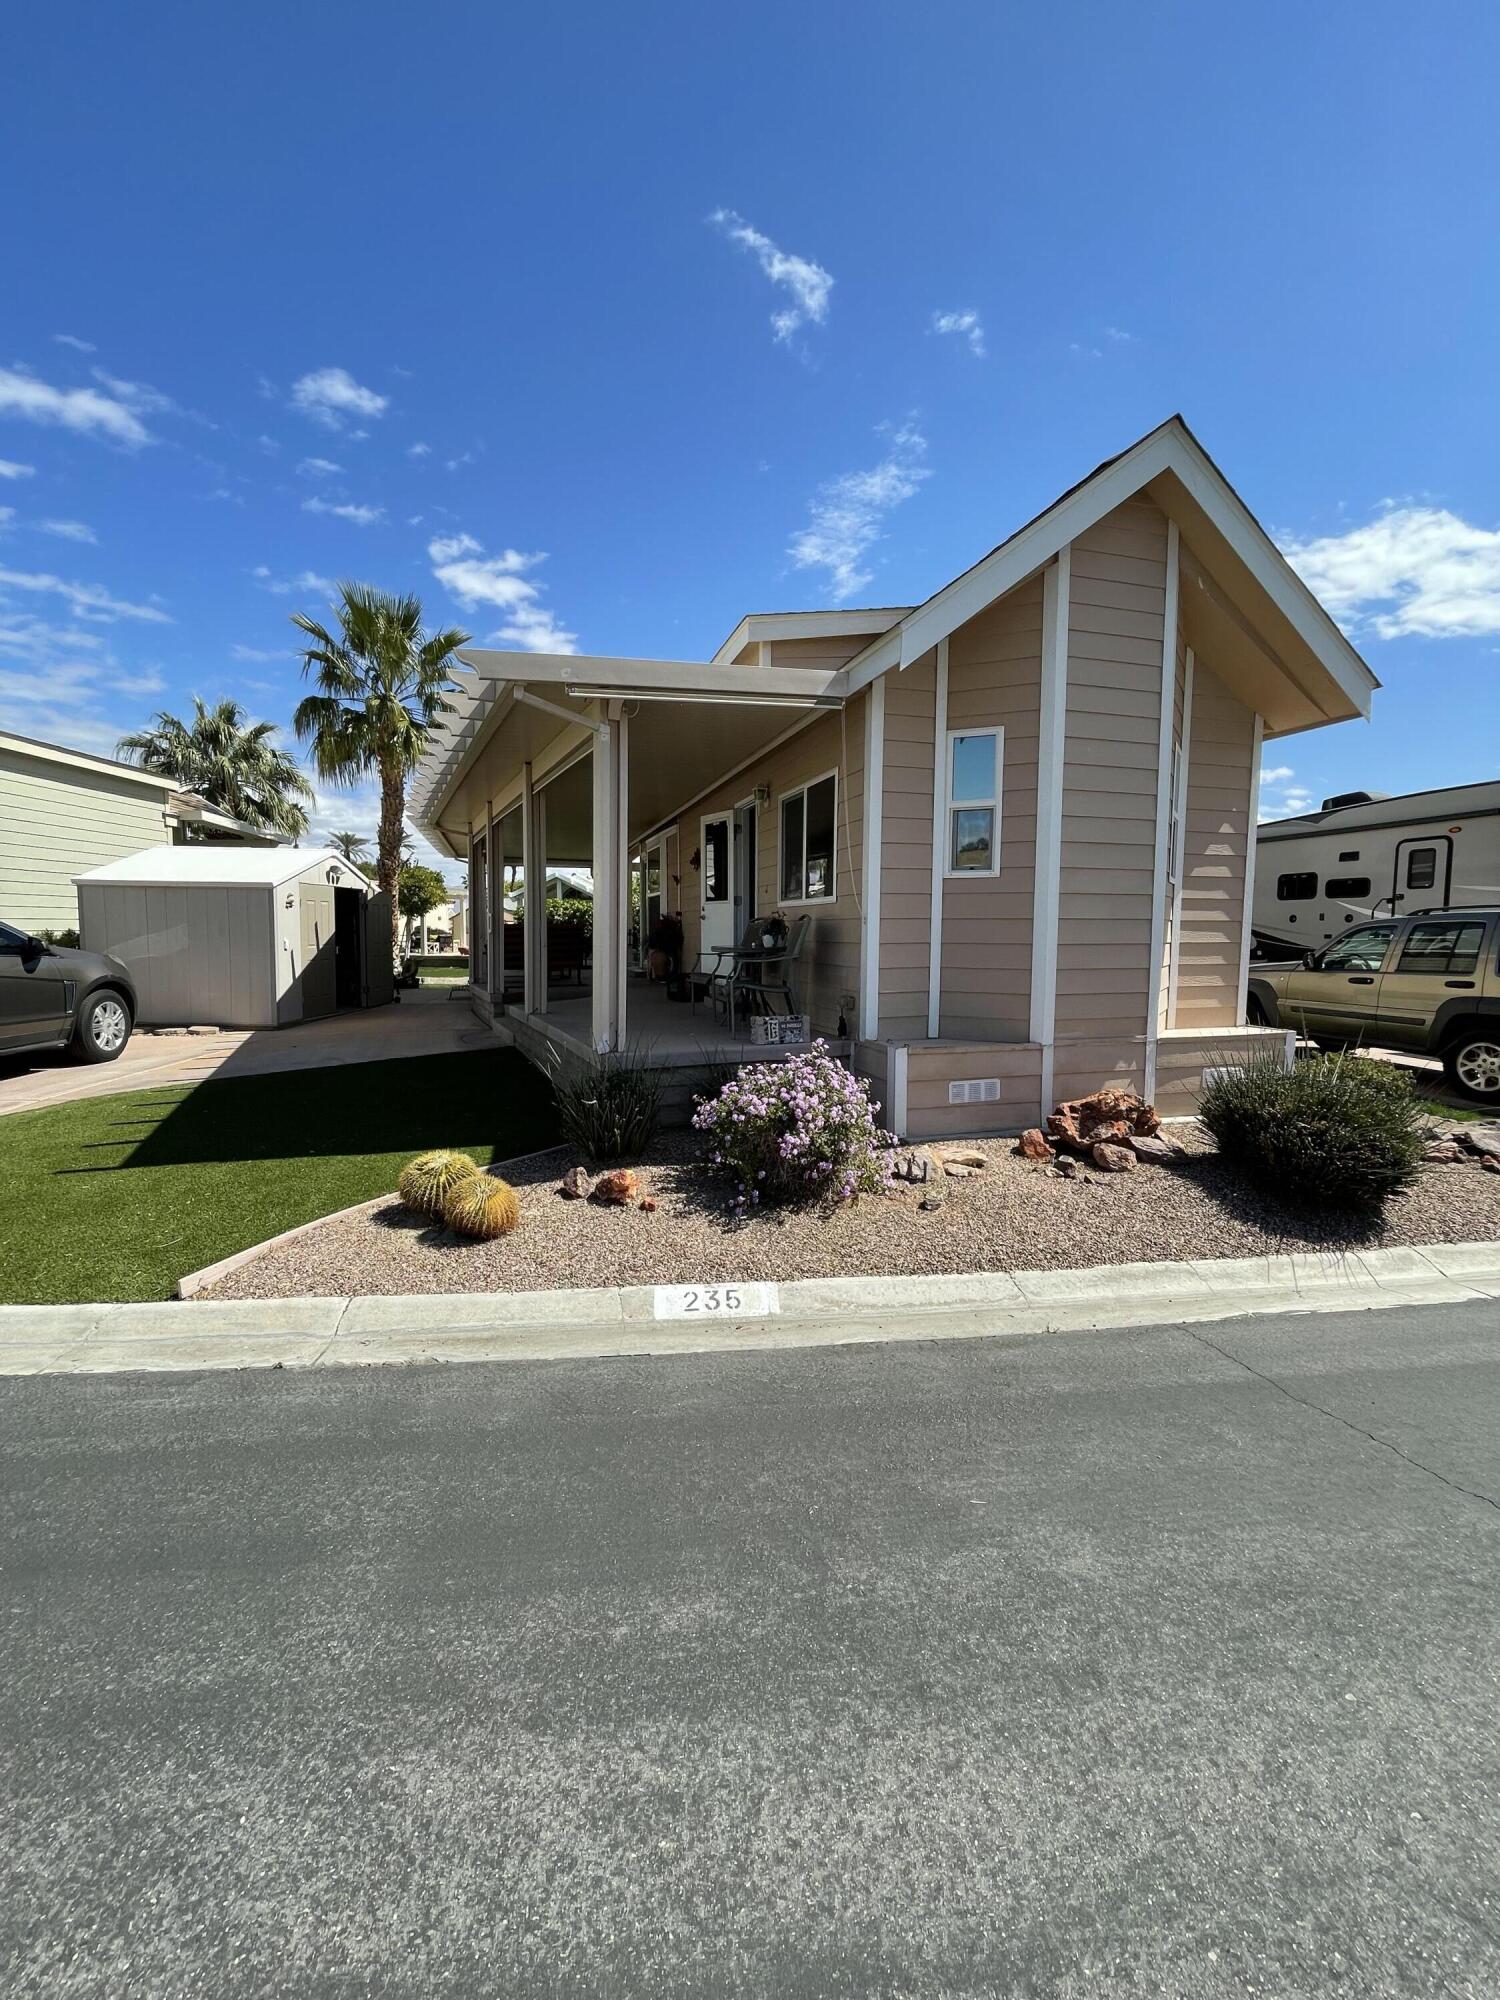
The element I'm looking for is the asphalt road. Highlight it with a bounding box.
[4,1304,1498,1999]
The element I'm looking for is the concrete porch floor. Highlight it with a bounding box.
[0,989,493,1118]
[510,975,818,1067]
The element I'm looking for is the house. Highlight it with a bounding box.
[409,418,1377,1138]
[0,730,278,937]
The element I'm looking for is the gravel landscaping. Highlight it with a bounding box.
[199,1124,1500,1301]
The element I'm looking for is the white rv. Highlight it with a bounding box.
[1254,780,1500,957]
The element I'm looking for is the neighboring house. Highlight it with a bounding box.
[0,731,277,936]
[544,868,593,901]
[410,417,1377,1137]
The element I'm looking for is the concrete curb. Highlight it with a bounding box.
[3,1243,1499,1377]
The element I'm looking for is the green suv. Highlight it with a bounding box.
[1247,908,1500,1103]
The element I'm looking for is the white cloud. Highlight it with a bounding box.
[408,441,431,458]
[0,564,170,624]
[290,367,389,430]
[1280,505,1500,640]
[931,309,986,357]
[297,456,343,478]
[230,643,286,663]
[0,365,151,447]
[90,367,177,416]
[1104,325,1134,343]
[111,668,167,695]
[428,534,577,653]
[0,506,12,527]
[301,496,384,526]
[0,458,34,480]
[38,519,97,544]
[0,599,168,750]
[708,208,833,345]
[52,333,97,353]
[1259,764,1295,787]
[1257,763,1315,821]
[253,565,337,598]
[788,418,931,602]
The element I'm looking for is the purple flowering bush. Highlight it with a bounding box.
[691,1040,895,1211]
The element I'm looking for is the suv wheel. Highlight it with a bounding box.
[1443,1031,1500,1104]
[74,989,132,1064]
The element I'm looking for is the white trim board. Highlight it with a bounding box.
[1143,520,1181,1104]
[1029,551,1070,1114]
[859,675,885,1041]
[926,637,950,1040]
[1165,647,1195,1029]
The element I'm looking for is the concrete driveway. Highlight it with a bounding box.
[3,1299,1495,1996]
[0,988,495,1116]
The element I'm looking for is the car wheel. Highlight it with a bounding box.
[73,989,132,1064]
[1444,1032,1500,1104]
[1246,995,1268,1026]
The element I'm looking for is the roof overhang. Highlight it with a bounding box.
[711,606,910,665]
[409,651,850,858]
[840,416,1378,738]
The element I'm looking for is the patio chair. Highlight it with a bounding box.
[687,914,768,1014]
[717,915,811,1026]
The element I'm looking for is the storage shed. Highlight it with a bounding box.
[76,846,394,1028]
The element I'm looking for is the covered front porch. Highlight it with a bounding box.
[414,651,847,1064]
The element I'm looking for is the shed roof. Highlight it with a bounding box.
[75,845,369,891]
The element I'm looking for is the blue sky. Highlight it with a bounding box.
[3,1,1498,872]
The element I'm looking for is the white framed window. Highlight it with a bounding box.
[779,770,838,903]
[944,727,1001,877]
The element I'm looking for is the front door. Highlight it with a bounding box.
[700,814,734,953]
[1278,921,1398,1041]
[1391,836,1451,918]
[1376,915,1491,1052]
[298,888,337,1020]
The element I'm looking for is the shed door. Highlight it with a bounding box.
[299,887,337,1019]
[363,892,395,1008]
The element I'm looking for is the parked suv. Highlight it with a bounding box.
[0,923,137,1063]
[1248,907,1500,1102]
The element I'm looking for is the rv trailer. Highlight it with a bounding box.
[1253,779,1500,958]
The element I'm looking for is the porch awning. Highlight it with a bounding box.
[411,650,849,857]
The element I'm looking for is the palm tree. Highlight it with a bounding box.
[291,584,469,964]
[328,830,371,865]
[118,697,313,837]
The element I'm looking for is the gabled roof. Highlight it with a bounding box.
[711,606,911,665]
[75,845,369,891]
[1,728,190,792]
[838,414,1378,732]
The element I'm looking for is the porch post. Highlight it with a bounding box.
[590,708,622,1053]
[485,794,499,1003]
[521,760,543,1015]
[615,710,630,1045]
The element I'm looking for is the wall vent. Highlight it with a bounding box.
[948,1077,1001,1105]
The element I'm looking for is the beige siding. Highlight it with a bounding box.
[1051,1034,1149,1106]
[1174,663,1255,1031]
[939,576,1042,1040]
[904,1041,1043,1140]
[1154,1026,1290,1118]
[669,702,864,1036]
[1055,499,1169,1042]
[0,748,173,933]
[879,649,936,1038]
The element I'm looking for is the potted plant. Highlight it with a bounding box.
[758,912,789,951]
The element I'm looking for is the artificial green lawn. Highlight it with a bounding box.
[0,1049,559,1305]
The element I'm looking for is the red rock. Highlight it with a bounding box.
[1091,1141,1136,1172]
[639,1196,658,1212]
[1047,1086,1161,1152]
[592,1168,638,1205]
[1018,1128,1053,1161]
[1127,1133,1175,1163]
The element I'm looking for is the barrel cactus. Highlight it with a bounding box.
[443,1174,522,1240]
[398,1149,479,1219]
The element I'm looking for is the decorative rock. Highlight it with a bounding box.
[1462,1126,1500,1161]
[1127,1133,1176,1164]
[894,1148,937,1184]
[1055,1154,1080,1179]
[1048,1086,1160,1153]
[1483,1155,1500,1174]
[1091,1141,1136,1172]
[560,1166,591,1199]
[592,1168,638,1205]
[1422,1140,1465,1164]
[919,1189,946,1210]
[639,1196,658,1213]
[1018,1128,1053,1161]
[944,1161,975,1179]
[937,1147,988,1169]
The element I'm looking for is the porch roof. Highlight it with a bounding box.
[409,652,850,858]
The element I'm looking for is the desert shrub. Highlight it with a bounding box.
[398,1148,479,1219]
[37,927,81,949]
[546,1044,664,1162]
[1199,1050,1425,1210]
[443,1174,522,1239]
[692,1040,894,1213]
